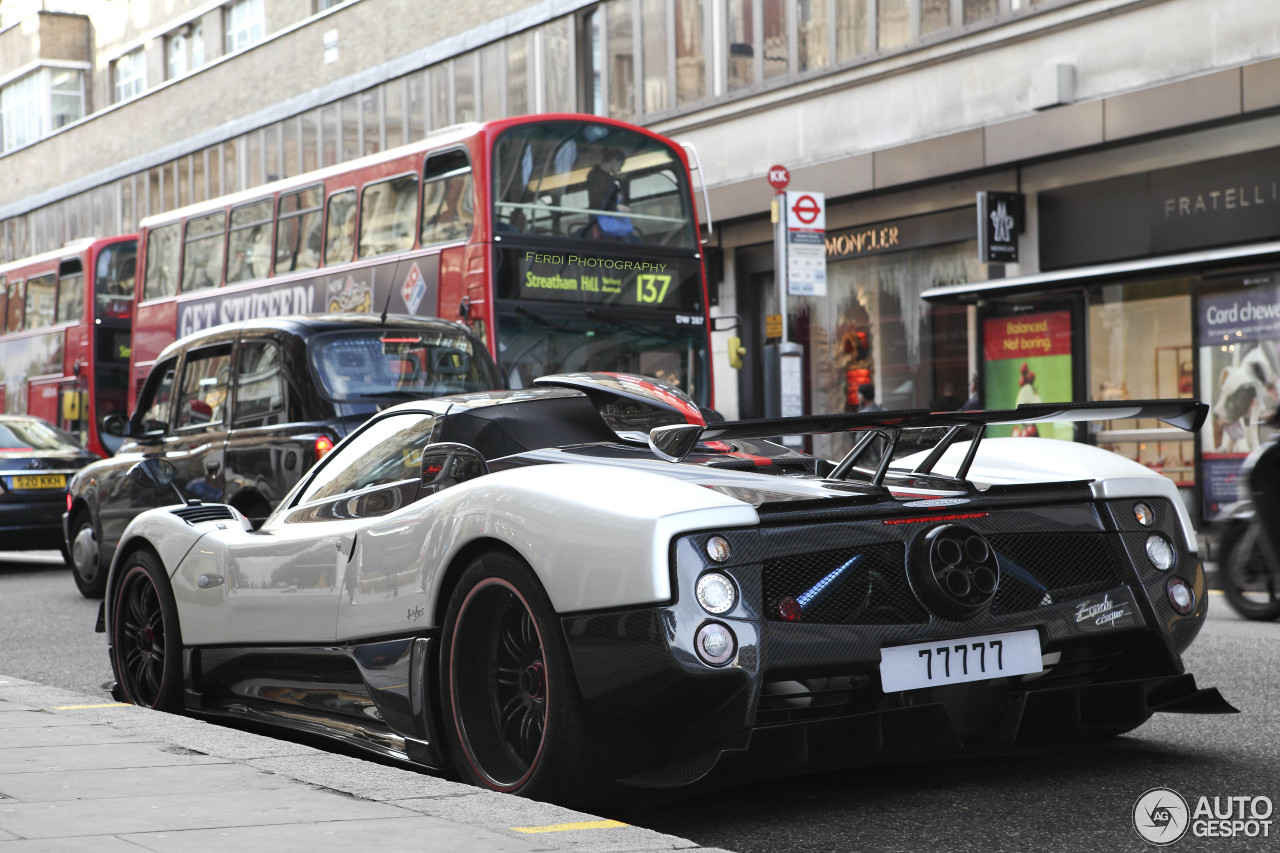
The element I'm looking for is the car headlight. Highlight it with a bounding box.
[1146,534,1175,570]
[696,572,737,615]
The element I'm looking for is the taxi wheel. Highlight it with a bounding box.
[441,551,606,806]
[110,550,183,712]
[69,514,107,599]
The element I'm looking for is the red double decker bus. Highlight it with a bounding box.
[0,236,137,457]
[130,113,714,409]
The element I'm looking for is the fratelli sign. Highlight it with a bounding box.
[1040,147,1280,271]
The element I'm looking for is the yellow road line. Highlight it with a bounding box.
[511,819,629,834]
[52,703,130,710]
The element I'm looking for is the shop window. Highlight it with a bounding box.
[1088,278,1195,490]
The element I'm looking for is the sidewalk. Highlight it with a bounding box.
[0,675,732,853]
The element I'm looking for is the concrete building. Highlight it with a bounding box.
[3,0,1280,522]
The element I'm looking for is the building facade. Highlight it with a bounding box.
[3,0,1280,522]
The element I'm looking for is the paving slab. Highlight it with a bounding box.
[0,762,290,802]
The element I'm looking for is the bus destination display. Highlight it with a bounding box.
[511,249,700,312]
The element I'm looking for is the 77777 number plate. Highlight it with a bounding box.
[879,629,1042,693]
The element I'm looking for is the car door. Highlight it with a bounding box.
[209,411,437,644]
[164,343,234,506]
[98,356,178,554]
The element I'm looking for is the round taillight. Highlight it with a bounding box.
[1146,534,1175,570]
[695,572,737,615]
[706,535,731,562]
[1167,577,1195,614]
[777,596,802,622]
[1134,503,1154,526]
[695,622,737,666]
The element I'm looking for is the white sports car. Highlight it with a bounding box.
[101,373,1234,806]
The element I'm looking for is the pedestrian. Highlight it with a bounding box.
[857,382,883,412]
[961,374,981,410]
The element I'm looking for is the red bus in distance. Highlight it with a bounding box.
[0,236,137,457]
[130,113,714,410]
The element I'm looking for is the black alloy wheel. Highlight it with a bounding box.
[110,550,184,710]
[69,513,107,599]
[1220,522,1280,621]
[441,550,605,805]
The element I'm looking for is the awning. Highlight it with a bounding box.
[922,239,1280,302]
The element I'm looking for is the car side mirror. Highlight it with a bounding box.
[127,458,189,505]
[420,443,488,495]
[103,414,128,437]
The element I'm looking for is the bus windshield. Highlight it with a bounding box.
[496,310,707,403]
[492,122,697,248]
[310,329,499,402]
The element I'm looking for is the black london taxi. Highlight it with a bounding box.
[64,313,498,597]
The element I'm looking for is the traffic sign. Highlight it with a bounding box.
[767,165,790,191]
[785,191,825,230]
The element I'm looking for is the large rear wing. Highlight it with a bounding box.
[648,399,1208,486]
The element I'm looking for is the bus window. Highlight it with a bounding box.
[4,279,21,333]
[325,190,357,265]
[421,150,473,246]
[182,212,226,292]
[492,122,695,246]
[95,241,136,319]
[359,174,419,258]
[56,265,84,325]
[24,274,56,330]
[144,223,181,300]
[276,186,323,274]
[227,199,274,284]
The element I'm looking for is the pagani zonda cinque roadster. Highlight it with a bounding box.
[102,373,1235,806]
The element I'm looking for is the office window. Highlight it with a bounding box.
[763,0,788,79]
[675,0,706,104]
[192,24,206,66]
[507,34,530,117]
[921,0,951,35]
[878,0,910,50]
[225,0,265,53]
[431,62,453,129]
[168,32,188,78]
[49,69,83,130]
[726,0,753,93]
[114,48,147,102]
[964,0,998,23]
[405,72,426,141]
[798,0,828,72]
[542,17,575,113]
[361,88,383,155]
[1,73,42,151]
[481,43,505,121]
[608,0,635,119]
[836,0,869,61]
[642,0,668,114]
[455,55,477,123]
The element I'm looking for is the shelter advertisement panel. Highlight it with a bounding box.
[1197,279,1280,519]
[982,310,1074,439]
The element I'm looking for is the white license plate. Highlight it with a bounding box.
[879,629,1042,693]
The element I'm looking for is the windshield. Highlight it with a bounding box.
[496,310,709,406]
[492,121,696,248]
[0,417,83,452]
[310,329,498,402]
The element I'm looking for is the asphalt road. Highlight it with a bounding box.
[2,550,1276,852]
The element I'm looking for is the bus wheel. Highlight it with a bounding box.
[70,514,107,599]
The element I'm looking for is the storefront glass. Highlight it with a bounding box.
[1085,277,1195,490]
[792,239,981,460]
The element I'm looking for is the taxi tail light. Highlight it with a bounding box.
[315,435,335,460]
[66,493,73,511]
